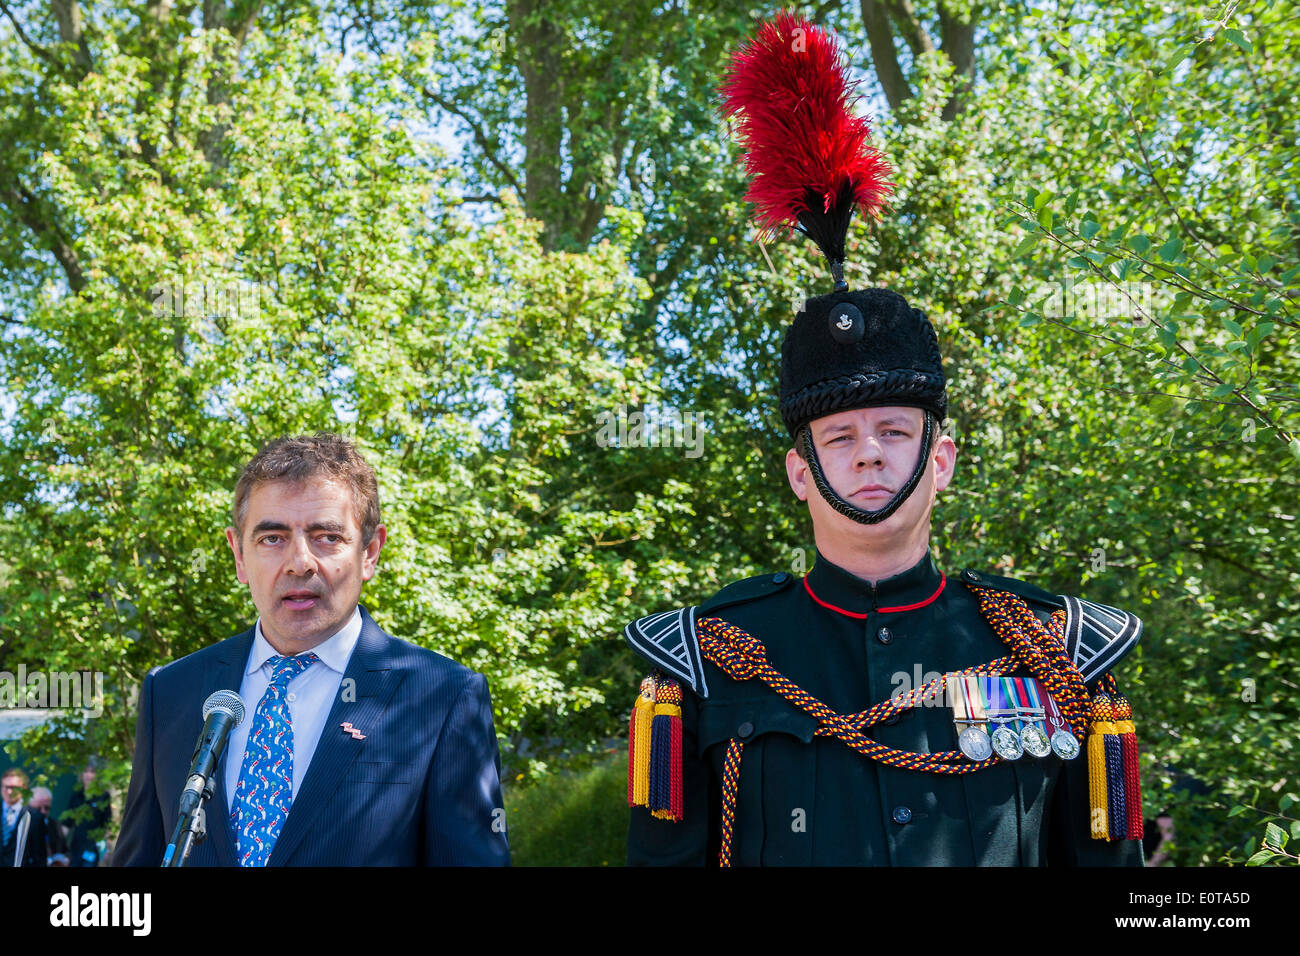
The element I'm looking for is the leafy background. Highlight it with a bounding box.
[0,0,1295,865]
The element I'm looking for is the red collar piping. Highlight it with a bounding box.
[803,572,947,618]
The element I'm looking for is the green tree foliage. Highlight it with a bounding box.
[1,0,1295,866]
[0,10,698,795]
[978,1,1299,865]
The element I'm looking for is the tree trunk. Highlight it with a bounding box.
[860,0,913,112]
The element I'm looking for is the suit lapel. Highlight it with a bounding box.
[14,809,30,866]
[204,628,254,867]
[269,607,402,866]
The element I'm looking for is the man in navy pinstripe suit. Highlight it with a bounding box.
[115,434,509,866]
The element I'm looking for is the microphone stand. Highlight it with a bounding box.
[161,690,244,867]
[162,773,212,867]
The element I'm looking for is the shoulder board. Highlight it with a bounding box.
[961,569,1142,683]
[1058,594,1142,683]
[623,606,709,698]
[623,572,795,699]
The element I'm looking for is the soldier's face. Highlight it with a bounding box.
[785,406,955,548]
[225,477,386,655]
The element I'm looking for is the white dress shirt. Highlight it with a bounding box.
[223,607,363,809]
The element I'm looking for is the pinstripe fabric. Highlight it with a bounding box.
[113,606,511,866]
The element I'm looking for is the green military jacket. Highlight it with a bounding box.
[625,551,1145,866]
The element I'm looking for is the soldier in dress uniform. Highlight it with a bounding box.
[623,13,1146,867]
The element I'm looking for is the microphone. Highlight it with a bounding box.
[163,690,245,866]
[177,690,245,818]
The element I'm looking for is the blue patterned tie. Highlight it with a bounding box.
[231,653,318,866]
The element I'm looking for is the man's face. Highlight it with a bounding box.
[30,792,49,814]
[785,405,956,550]
[2,776,23,807]
[225,477,386,655]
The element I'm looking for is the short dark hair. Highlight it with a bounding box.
[232,434,381,547]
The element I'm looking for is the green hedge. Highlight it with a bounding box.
[503,752,627,866]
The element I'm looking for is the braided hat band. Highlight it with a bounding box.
[796,411,937,525]
[780,367,947,439]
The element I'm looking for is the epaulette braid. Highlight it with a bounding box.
[966,587,1092,739]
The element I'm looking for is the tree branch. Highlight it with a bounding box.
[418,84,524,196]
[0,1,59,67]
[0,176,87,292]
[884,0,935,58]
[198,0,266,171]
[936,1,977,121]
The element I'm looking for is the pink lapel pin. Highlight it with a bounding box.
[340,721,366,740]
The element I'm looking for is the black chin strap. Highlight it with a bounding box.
[798,413,936,525]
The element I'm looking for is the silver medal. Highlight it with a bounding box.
[958,727,993,761]
[1020,723,1051,758]
[990,725,1024,760]
[1050,729,1080,760]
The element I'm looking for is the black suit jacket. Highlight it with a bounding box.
[2,805,47,867]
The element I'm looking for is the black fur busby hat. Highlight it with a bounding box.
[721,13,948,440]
[779,288,947,438]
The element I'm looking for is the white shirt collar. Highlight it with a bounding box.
[249,606,363,676]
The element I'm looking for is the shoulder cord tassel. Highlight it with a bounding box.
[628,676,655,808]
[648,680,684,821]
[1086,682,1145,841]
[1087,693,1123,840]
[1108,682,1145,840]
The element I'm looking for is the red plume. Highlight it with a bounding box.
[720,11,892,287]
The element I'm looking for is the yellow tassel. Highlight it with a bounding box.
[631,677,655,807]
[1087,723,1111,837]
[1086,693,1116,840]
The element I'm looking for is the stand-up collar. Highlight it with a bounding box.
[804,550,946,618]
